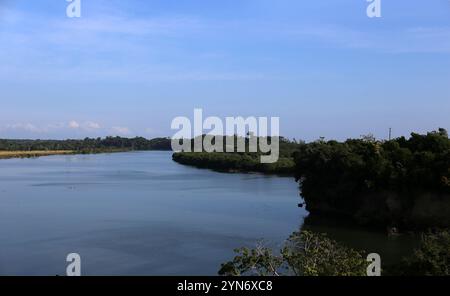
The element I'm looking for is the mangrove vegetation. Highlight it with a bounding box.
[172,136,302,175]
[0,136,172,156]
[294,128,450,229]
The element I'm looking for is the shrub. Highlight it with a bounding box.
[218,230,367,276]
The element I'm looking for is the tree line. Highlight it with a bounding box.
[172,136,301,175]
[294,128,450,230]
[0,136,172,152]
[168,129,450,275]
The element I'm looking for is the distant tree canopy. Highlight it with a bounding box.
[173,152,296,175]
[396,229,450,276]
[172,136,301,175]
[293,128,450,229]
[0,136,172,152]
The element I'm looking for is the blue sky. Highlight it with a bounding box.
[0,0,449,141]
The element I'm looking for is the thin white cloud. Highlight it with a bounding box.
[68,121,101,131]
[84,121,101,130]
[0,7,449,86]
[263,23,450,53]
[5,123,43,133]
[56,14,203,36]
[0,121,135,138]
[0,122,65,134]
[68,121,80,129]
[111,126,131,135]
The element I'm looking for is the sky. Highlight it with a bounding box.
[0,0,449,141]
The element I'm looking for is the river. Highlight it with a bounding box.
[0,151,304,275]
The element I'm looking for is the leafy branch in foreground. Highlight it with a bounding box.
[220,229,450,276]
[218,230,367,276]
[391,229,450,276]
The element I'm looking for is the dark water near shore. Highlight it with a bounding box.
[0,151,304,275]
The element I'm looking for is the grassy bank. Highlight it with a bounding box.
[0,136,173,160]
[0,150,76,159]
[0,148,153,160]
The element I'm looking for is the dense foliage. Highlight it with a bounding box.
[0,137,172,152]
[173,152,295,175]
[293,129,450,229]
[172,136,301,175]
[393,229,450,276]
[220,229,450,276]
[218,230,367,276]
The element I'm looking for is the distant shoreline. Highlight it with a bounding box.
[0,149,157,160]
[0,136,173,159]
[172,152,296,176]
[0,150,76,160]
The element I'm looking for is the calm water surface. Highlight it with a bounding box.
[0,151,304,275]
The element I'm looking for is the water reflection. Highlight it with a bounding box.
[0,151,302,275]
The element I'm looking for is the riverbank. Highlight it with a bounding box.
[0,148,143,160]
[0,150,76,159]
[293,129,450,230]
[0,136,173,160]
[172,152,296,176]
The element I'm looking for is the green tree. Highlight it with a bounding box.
[293,129,450,229]
[219,231,367,276]
[398,230,450,275]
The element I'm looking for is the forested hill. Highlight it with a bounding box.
[0,136,172,152]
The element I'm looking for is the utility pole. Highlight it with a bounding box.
[389,128,392,141]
